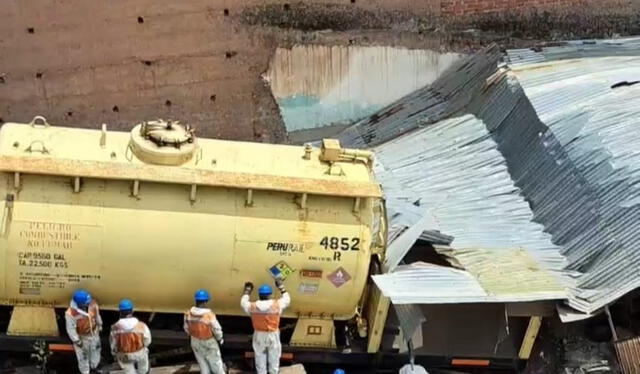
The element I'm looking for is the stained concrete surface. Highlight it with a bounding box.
[266,45,462,132]
[0,0,436,143]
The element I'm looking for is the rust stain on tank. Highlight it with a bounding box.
[297,216,312,242]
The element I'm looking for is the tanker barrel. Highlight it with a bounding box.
[0,117,384,328]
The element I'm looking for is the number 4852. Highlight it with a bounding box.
[320,236,360,251]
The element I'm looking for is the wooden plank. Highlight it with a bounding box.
[519,316,543,359]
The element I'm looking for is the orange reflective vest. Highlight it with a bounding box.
[113,321,146,353]
[185,310,216,340]
[65,300,99,336]
[249,302,281,332]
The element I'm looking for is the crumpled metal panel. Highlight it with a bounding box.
[333,45,572,305]
[374,260,564,304]
[505,43,640,313]
[369,112,567,303]
[418,230,453,246]
[357,39,640,313]
[383,213,434,273]
[373,262,490,304]
[394,303,426,341]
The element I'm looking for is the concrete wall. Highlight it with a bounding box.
[0,0,436,142]
[0,0,632,142]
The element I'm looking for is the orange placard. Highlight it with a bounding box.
[451,358,490,367]
[49,344,75,353]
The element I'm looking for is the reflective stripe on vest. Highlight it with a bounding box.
[114,322,146,353]
[185,311,215,340]
[65,301,99,336]
[249,302,280,332]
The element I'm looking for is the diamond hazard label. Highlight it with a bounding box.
[327,267,351,288]
[269,261,294,280]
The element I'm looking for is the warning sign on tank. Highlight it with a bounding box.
[298,282,320,295]
[7,221,103,295]
[327,267,351,288]
[268,261,295,280]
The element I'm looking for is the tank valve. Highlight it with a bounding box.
[302,143,313,160]
[320,139,374,166]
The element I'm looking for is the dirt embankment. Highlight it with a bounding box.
[240,1,640,52]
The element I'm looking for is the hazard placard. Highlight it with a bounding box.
[268,261,294,280]
[327,267,351,288]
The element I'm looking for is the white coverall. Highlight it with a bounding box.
[399,364,429,374]
[109,317,152,374]
[241,292,291,374]
[183,307,225,374]
[65,300,103,374]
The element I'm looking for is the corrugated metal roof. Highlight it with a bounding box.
[505,40,640,313]
[507,37,640,67]
[374,261,565,304]
[369,112,567,304]
[339,39,640,312]
[343,45,506,247]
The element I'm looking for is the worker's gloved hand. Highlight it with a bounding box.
[244,282,254,294]
[275,278,286,293]
[218,339,224,345]
[73,339,83,348]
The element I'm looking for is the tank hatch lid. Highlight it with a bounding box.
[130,120,196,166]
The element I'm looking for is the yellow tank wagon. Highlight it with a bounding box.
[0,116,388,350]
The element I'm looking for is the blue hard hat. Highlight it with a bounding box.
[258,284,273,296]
[194,289,210,302]
[72,289,92,307]
[334,369,346,374]
[119,299,134,312]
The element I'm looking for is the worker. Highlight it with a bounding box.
[399,364,429,374]
[184,289,225,374]
[65,289,103,374]
[240,278,290,374]
[109,299,152,374]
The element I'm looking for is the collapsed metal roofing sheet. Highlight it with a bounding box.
[349,38,640,313]
[505,41,640,313]
[374,261,565,304]
[369,113,567,304]
[507,37,640,67]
